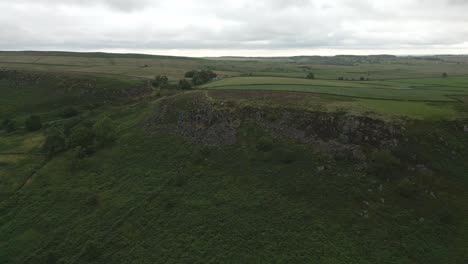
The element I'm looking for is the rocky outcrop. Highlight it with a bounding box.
[145,92,404,158]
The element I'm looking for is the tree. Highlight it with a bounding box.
[177,79,192,90]
[184,70,196,78]
[153,75,169,88]
[93,116,116,145]
[306,72,315,79]
[2,118,16,133]
[68,125,95,149]
[360,76,365,81]
[25,115,42,132]
[442,72,448,78]
[42,128,66,157]
[191,70,217,85]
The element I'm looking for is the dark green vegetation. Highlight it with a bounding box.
[0,52,467,263]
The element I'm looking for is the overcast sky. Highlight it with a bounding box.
[1,0,467,56]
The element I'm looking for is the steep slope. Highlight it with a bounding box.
[1,90,467,263]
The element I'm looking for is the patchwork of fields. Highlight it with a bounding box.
[202,76,468,102]
[1,51,468,119]
[200,76,468,119]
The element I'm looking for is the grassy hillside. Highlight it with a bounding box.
[2,51,468,80]
[0,52,467,263]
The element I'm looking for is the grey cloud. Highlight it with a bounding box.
[0,0,467,54]
[11,0,151,11]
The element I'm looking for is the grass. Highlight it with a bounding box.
[0,102,467,263]
[201,76,381,88]
[0,52,468,263]
[201,76,468,118]
[354,100,462,120]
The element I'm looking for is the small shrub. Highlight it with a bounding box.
[25,115,42,131]
[1,118,16,133]
[93,116,116,146]
[369,150,401,179]
[184,70,196,78]
[72,146,88,159]
[397,178,418,198]
[306,72,315,79]
[153,75,169,88]
[69,146,87,171]
[42,128,66,157]
[68,125,95,149]
[177,79,192,90]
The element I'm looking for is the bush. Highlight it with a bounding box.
[177,79,192,90]
[306,72,315,79]
[25,115,42,132]
[68,125,95,149]
[71,146,88,160]
[1,118,16,133]
[191,70,217,85]
[184,70,196,78]
[93,116,116,146]
[153,75,169,88]
[42,128,66,157]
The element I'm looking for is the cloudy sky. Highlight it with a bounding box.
[1,0,467,56]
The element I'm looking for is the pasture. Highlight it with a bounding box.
[201,76,468,119]
[1,51,468,120]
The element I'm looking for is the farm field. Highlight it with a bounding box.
[2,51,468,80]
[202,76,468,102]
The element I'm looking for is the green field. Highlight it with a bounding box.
[202,76,468,101]
[1,52,468,263]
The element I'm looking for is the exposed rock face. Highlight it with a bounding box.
[145,92,404,158]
